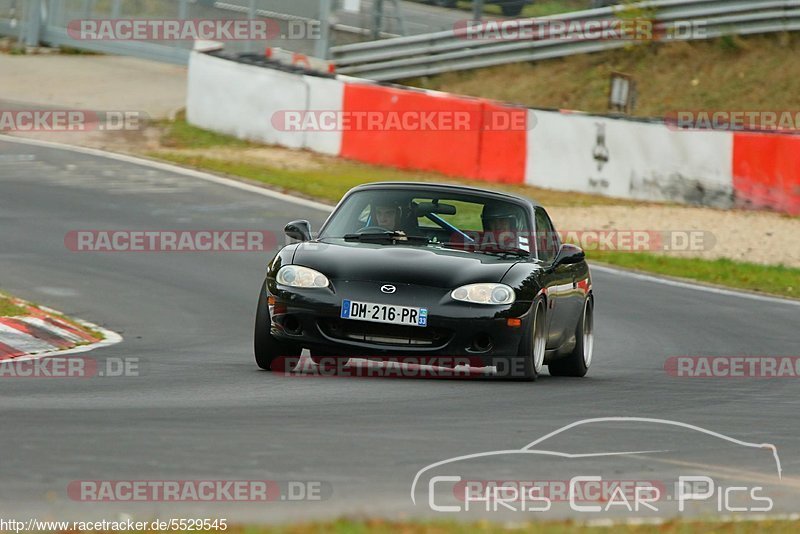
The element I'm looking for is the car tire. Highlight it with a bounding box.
[549,297,593,377]
[254,281,301,372]
[495,298,546,381]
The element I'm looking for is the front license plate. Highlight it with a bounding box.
[341,299,427,327]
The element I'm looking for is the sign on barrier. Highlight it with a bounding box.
[525,111,734,208]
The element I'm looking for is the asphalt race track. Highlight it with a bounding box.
[1,136,798,524]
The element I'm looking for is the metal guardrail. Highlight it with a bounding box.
[0,0,405,63]
[331,0,800,80]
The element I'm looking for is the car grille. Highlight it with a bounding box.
[318,319,452,347]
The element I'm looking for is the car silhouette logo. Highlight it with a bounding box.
[381,285,396,294]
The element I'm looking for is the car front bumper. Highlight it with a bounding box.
[265,278,531,366]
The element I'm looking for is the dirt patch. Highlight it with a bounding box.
[549,205,800,268]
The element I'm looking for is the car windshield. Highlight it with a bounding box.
[320,188,532,255]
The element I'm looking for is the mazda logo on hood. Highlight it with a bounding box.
[380,285,396,294]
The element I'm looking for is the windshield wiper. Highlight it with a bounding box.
[476,248,530,258]
[343,231,430,244]
[439,242,530,258]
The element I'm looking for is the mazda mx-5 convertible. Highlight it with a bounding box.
[254,182,594,380]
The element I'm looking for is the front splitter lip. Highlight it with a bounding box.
[270,308,526,361]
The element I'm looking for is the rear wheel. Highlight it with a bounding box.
[549,297,593,377]
[254,282,301,372]
[495,298,546,381]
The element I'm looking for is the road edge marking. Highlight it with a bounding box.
[0,134,334,213]
[590,264,800,307]
[0,320,122,363]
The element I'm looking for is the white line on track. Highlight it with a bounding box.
[0,135,334,213]
[590,264,800,307]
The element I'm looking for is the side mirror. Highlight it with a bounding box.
[555,243,585,266]
[284,220,312,242]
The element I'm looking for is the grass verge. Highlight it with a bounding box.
[151,151,634,208]
[151,116,641,208]
[404,34,800,118]
[0,295,27,317]
[587,250,799,299]
[0,292,104,340]
[148,118,797,300]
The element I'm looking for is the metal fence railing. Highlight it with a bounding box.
[0,0,482,64]
[0,0,334,64]
[331,0,800,81]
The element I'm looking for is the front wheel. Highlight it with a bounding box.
[254,281,301,372]
[549,297,593,377]
[494,298,546,381]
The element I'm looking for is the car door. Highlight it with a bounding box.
[535,207,577,349]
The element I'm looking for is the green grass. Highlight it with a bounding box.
[150,118,637,208]
[158,112,255,149]
[0,296,27,317]
[57,45,103,55]
[588,250,800,299]
[0,293,103,339]
[150,150,640,209]
[404,33,800,118]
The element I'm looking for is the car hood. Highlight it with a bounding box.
[293,240,518,288]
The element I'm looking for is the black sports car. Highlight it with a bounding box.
[254,182,593,380]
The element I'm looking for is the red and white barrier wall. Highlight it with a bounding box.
[186,51,799,215]
[525,110,735,208]
[338,79,527,183]
[187,53,343,156]
[733,132,800,215]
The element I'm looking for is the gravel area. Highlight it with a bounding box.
[549,205,800,268]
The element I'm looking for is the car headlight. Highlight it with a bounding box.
[451,283,515,305]
[276,265,329,288]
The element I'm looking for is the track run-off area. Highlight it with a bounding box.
[0,136,798,524]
